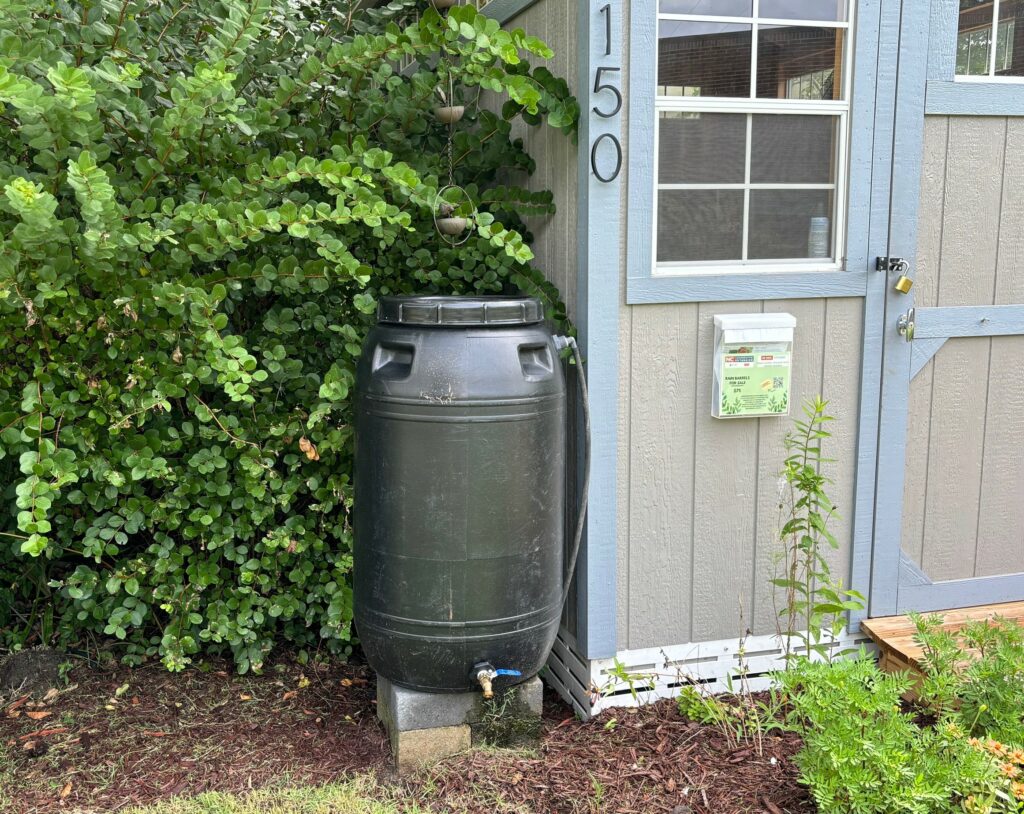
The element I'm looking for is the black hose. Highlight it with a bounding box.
[558,336,591,610]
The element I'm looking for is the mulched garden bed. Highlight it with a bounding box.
[416,693,814,814]
[1,657,813,814]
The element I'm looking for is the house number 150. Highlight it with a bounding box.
[591,3,622,184]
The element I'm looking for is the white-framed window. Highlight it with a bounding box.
[654,0,852,275]
[956,0,1024,80]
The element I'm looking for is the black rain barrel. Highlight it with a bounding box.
[354,295,565,693]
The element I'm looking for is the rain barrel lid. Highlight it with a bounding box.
[377,296,544,327]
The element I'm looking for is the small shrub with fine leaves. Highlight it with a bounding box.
[779,656,1010,814]
[915,614,1024,747]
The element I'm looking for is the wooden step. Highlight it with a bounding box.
[862,600,1024,678]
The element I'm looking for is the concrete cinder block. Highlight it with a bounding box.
[377,675,544,732]
[391,724,471,772]
[376,675,545,767]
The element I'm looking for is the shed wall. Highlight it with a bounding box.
[902,116,1024,582]
[616,297,864,649]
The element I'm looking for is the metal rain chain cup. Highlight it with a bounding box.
[432,61,475,245]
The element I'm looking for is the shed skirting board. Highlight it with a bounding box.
[542,629,593,720]
[544,630,876,719]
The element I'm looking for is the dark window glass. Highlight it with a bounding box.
[757,26,843,99]
[658,21,752,97]
[748,190,833,260]
[759,0,848,22]
[659,112,747,184]
[658,190,744,261]
[750,115,836,184]
[659,0,752,14]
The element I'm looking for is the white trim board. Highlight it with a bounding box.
[558,629,876,718]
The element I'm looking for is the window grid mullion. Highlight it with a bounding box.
[657,14,850,29]
[742,113,752,261]
[751,0,760,101]
[991,0,1001,77]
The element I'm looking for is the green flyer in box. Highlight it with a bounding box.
[719,342,792,417]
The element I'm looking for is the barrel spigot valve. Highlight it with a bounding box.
[472,662,522,699]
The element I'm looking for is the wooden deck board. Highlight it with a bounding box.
[862,600,1024,672]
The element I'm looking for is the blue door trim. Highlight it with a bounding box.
[910,337,948,379]
[899,574,1024,613]
[914,304,1024,339]
[848,0,900,628]
[865,0,933,619]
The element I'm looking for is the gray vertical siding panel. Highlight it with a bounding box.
[916,117,1005,582]
[627,304,698,649]
[691,302,762,643]
[976,119,1024,578]
[750,298,826,636]
[820,298,864,611]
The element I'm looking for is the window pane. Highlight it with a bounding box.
[750,115,837,184]
[957,1,993,76]
[996,0,1024,76]
[659,21,752,97]
[757,26,843,99]
[748,190,834,260]
[658,190,744,262]
[659,112,746,184]
[759,0,848,22]
[659,0,752,14]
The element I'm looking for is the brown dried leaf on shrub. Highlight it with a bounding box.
[298,437,320,461]
[25,711,51,721]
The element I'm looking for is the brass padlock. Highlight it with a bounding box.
[894,275,914,294]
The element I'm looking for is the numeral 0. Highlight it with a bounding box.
[590,133,623,183]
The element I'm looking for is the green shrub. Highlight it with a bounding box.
[0,0,576,670]
[915,614,1024,746]
[779,657,1009,814]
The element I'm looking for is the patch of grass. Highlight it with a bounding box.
[121,776,433,814]
[0,741,14,811]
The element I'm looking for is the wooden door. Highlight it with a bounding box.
[870,0,1024,616]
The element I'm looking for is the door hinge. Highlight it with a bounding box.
[897,307,916,342]
[876,256,910,273]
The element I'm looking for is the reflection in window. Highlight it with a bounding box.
[658,22,844,99]
[658,21,752,97]
[758,26,842,99]
[957,0,1024,77]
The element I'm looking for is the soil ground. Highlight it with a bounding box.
[0,657,813,814]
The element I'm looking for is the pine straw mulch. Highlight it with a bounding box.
[2,657,814,814]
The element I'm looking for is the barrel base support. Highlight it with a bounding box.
[376,675,543,772]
